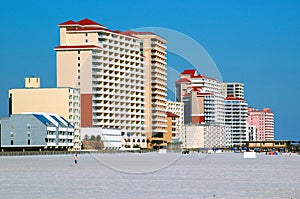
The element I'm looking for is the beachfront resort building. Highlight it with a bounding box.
[125,31,168,148]
[224,96,248,146]
[247,107,274,141]
[0,113,74,151]
[176,69,225,125]
[55,19,146,140]
[8,77,81,150]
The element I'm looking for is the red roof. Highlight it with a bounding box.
[175,78,192,83]
[181,69,197,75]
[59,20,78,26]
[166,112,179,117]
[54,45,101,50]
[59,19,105,27]
[77,18,104,26]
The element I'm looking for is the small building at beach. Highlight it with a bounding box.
[0,113,74,151]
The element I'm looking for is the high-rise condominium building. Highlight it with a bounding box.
[9,77,81,150]
[176,69,225,125]
[247,108,274,141]
[222,82,244,99]
[125,31,168,143]
[55,19,145,138]
[225,96,248,146]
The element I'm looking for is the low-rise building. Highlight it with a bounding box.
[81,127,122,150]
[122,132,147,149]
[9,77,81,150]
[245,140,291,152]
[184,124,232,149]
[0,113,74,151]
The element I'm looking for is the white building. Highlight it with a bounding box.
[121,132,147,149]
[248,125,257,141]
[184,124,231,149]
[225,96,248,146]
[81,127,122,150]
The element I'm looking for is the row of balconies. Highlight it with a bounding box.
[151,63,166,71]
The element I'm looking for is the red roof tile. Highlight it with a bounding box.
[181,69,197,75]
[59,20,78,26]
[77,18,104,26]
[175,78,192,83]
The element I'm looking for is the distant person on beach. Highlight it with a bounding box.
[73,154,78,167]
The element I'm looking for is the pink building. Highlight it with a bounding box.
[247,108,274,141]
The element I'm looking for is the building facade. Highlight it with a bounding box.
[9,77,81,150]
[176,69,225,125]
[184,124,231,149]
[222,82,244,99]
[248,125,257,141]
[126,31,168,145]
[166,100,184,145]
[247,107,274,141]
[225,96,248,146]
[55,19,146,140]
[0,113,74,150]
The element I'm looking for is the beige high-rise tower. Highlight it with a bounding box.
[125,31,167,148]
[55,19,146,139]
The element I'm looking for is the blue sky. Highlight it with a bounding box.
[0,0,299,140]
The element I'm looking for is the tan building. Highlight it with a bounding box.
[55,19,146,139]
[166,101,184,146]
[126,31,168,146]
[9,77,81,150]
[245,140,290,152]
[222,82,244,99]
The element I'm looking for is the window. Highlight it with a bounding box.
[10,132,13,138]
[27,124,31,129]
[27,132,30,138]
[78,50,80,54]
[28,140,30,145]
[85,39,88,43]
[78,57,80,60]
[11,140,13,145]
[78,63,80,67]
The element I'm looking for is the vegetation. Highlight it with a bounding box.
[81,135,104,150]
